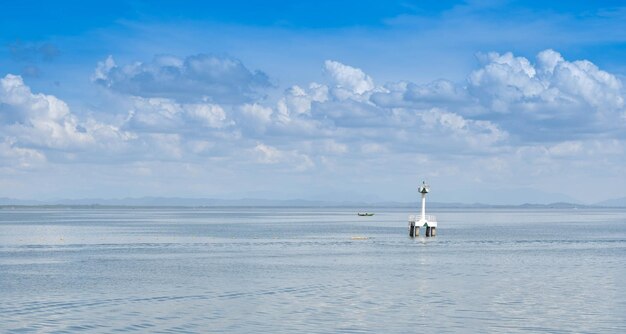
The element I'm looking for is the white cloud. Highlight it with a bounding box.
[468,50,625,124]
[548,141,583,157]
[240,103,273,132]
[0,139,46,168]
[361,143,387,154]
[186,103,227,128]
[188,140,215,155]
[469,51,545,113]
[421,108,508,147]
[92,55,116,82]
[253,143,314,171]
[549,57,623,111]
[321,140,348,155]
[147,133,183,159]
[536,49,563,75]
[128,97,184,129]
[0,74,130,150]
[365,50,626,144]
[277,83,329,118]
[128,97,230,130]
[3,49,626,203]
[93,54,272,104]
[254,143,282,164]
[324,60,374,96]
[405,79,467,104]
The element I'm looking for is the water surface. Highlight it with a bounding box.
[1,207,625,333]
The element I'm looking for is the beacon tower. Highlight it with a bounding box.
[409,181,437,237]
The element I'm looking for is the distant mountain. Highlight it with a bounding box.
[1,197,372,207]
[0,197,44,206]
[517,202,588,209]
[0,196,605,208]
[594,197,626,207]
[451,188,582,206]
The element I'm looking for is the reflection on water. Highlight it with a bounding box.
[1,207,625,333]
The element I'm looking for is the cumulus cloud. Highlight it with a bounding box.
[0,138,46,168]
[94,52,603,165]
[504,138,626,187]
[406,80,467,104]
[324,60,374,97]
[361,143,388,154]
[371,80,471,113]
[229,57,514,157]
[93,54,272,104]
[368,49,626,143]
[126,97,231,131]
[0,74,134,167]
[186,104,228,128]
[468,50,625,129]
[321,140,348,155]
[254,143,282,164]
[240,103,274,132]
[93,55,116,82]
[5,49,626,195]
[146,133,183,159]
[1,74,100,148]
[277,83,328,117]
[421,108,508,148]
[547,141,583,157]
[237,97,327,138]
[253,143,314,171]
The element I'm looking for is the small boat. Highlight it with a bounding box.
[357,213,374,216]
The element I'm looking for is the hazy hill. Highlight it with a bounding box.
[0,198,43,206]
[0,197,610,208]
[595,197,626,207]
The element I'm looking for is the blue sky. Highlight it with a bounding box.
[1,0,626,204]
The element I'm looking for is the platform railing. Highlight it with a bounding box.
[408,214,437,223]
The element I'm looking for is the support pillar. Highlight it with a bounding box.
[431,227,436,237]
[409,221,420,238]
[426,226,431,237]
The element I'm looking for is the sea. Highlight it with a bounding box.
[1,207,625,333]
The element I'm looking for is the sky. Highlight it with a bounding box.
[1,0,626,204]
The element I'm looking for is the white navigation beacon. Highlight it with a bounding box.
[408,181,437,237]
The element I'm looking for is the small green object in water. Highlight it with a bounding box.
[357,213,374,216]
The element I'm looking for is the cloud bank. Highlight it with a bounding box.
[93,54,272,104]
[1,49,624,201]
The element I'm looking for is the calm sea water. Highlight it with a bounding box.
[1,207,625,333]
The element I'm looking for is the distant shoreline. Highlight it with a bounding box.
[3,196,626,208]
[1,203,624,209]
